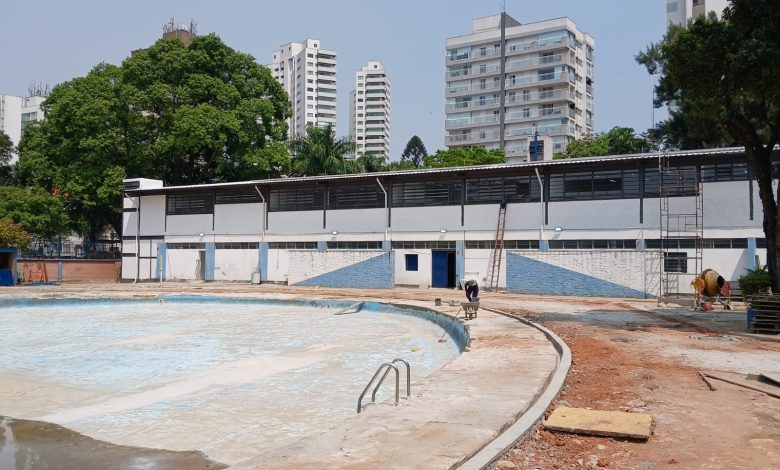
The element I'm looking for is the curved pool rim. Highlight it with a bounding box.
[0,294,471,353]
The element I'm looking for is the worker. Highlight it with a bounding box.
[464,279,479,302]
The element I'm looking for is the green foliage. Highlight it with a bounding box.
[554,127,653,159]
[356,153,387,173]
[401,135,427,167]
[0,131,13,185]
[16,34,291,241]
[739,266,772,299]
[0,186,70,240]
[422,147,505,168]
[385,160,418,171]
[0,218,32,249]
[289,124,356,176]
[636,0,780,289]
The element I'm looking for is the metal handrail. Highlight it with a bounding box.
[371,364,399,404]
[357,362,397,413]
[392,358,411,399]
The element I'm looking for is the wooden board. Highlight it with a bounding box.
[703,371,780,399]
[544,406,653,440]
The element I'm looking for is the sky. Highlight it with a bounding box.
[1,0,667,161]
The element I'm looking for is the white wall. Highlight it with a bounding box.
[267,249,291,283]
[464,248,507,288]
[394,249,433,287]
[214,249,258,281]
[166,214,213,236]
[215,204,264,234]
[287,250,383,285]
[327,208,386,233]
[548,199,641,230]
[166,249,201,280]
[268,210,323,234]
[392,206,461,233]
[140,195,166,236]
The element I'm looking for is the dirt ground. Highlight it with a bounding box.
[490,298,780,470]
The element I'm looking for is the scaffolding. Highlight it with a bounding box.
[658,153,704,300]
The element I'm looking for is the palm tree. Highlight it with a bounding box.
[288,124,356,176]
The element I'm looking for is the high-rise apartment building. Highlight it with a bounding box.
[349,61,390,160]
[269,39,337,139]
[666,0,728,26]
[445,14,594,162]
[0,84,48,152]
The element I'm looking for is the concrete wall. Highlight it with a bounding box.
[394,249,434,287]
[214,203,264,235]
[214,249,258,281]
[289,250,394,288]
[506,250,658,298]
[17,259,120,283]
[166,249,201,281]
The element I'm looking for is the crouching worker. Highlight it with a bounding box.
[464,279,479,302]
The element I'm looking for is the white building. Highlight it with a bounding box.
[445,14,594,163]
[121,147,769,299]
[0,95,23,146]
[349,61,391,160]
[269,39,337,139]
[666,0,729,26]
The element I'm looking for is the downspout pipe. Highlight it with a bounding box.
[134,193,141,283]
[254,186,266,241]
[534,168,544,244]
[376,178,389,241]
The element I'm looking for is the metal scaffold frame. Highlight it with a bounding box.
[658,153,704,300]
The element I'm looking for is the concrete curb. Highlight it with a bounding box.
[457,308,572,470]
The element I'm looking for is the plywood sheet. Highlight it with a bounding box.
[759,373,780,387]
[544,406,653,440]
[703,371,780,399]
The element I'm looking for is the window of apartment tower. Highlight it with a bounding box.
[523,89,531,101]
[480,64,487,73]
[480,46,487,56]
[480,79,487,90]
[523,107,531,118]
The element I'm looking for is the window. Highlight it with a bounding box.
[168,242,206,249]
[327,184,383,209]
[268,242,317,249]
[701,162,749,182]
[405,254,419,271]
[215,242,259,249]
[215,189,262,205]
[466,176,540,204]
[465,240,539,249]
[269,187,324,212]
[392,180,462,207]
[548,240,636,250]
[644,166,698,197]
[166,194,214,215]
[327,241,383,249]
[549,169,640,201]
[664,253,688,273]
[391,241,456,249]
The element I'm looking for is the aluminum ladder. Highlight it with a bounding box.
[486,201,507,292]
[357,358,410,413]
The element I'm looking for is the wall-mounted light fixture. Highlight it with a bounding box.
[440,229,447,233]
[554,227,563,232]
[332,231,338,235]
[198,232,205,237]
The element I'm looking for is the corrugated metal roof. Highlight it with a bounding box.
[127,146,750,195]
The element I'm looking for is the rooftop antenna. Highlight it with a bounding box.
[501,0,506,12]
[189,19,198,35]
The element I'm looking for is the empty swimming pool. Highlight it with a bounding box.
[0,296,462,465]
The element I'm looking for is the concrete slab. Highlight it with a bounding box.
[760,372,780,387]
[703,371,780,399]
[544,406,653,440]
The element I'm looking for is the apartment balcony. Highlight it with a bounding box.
[505,72,570,90]
[505,144,531,159]
[505,106,570,123]
[446,80,501,97]
[505,54,570,72]
[445,97,501,112]
[446,130,501,145]
[445,114,499,130]
[506,36,572,56]
[505,124,575,139]
[447,47,500,63]
[446,64,501,80]
[505,88,574,105]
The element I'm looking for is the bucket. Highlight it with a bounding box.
[434,298,442,306]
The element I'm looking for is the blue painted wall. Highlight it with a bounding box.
[258,242,269,281]
[506,252,649,298]
[156,243,167,280]
[204,243,215,281]
[295,252,394,289]
[455,241,465,286]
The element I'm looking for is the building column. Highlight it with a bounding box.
[205,242,215,281]
[258,242,269,281]
[539,240,549,251]
[455,240,465,287]
[57,260,63,282]
[382,240,391,252]
[317,241,327,251]
[747,238,757,269]
[156,243,167,281]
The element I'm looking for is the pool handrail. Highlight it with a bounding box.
[357,362,399,413]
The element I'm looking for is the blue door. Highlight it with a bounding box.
[432,251,450,288]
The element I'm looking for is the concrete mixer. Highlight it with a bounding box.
[691,269,732,310]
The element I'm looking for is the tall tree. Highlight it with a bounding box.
[401,135,428,167]
[0,186,69,240]
[554,127,653,159]
[17,34,291,242]
[356,153,387,173]
[0,219,31,249]
[288,124,356,176]
[423,147,505,168]
[637,0,780,290]
[0,130,14,185]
